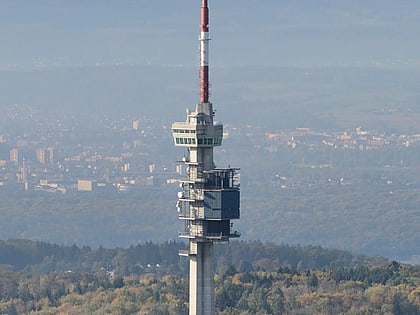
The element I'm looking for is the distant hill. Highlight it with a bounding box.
[0,239,383,274]
[0,238,419,314]
[0,65,418,132]
[0,0,419,68]
[1,0,419,131]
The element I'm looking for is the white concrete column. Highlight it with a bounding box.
[189,241,214,315]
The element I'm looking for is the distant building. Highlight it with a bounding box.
[122,163,130,173]
[133,119,140,130]
[36,148,46,164]
[146,176,160,187]
[39,179,48,186]
[47,147,54,165]
[78,179,93,192]
[133,139,141,148]
[17,158,29,184]
[10,148,18,164]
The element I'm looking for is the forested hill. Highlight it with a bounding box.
[0,239,383,276]
[0,239,419,314]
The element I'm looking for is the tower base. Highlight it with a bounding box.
[189,241,214,315]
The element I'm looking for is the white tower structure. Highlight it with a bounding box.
[172,1,240,314]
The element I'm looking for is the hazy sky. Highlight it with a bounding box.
[1,0,420,69]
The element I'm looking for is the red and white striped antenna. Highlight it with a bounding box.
[199,0,210,103]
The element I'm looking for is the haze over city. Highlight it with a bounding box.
[1,0,419,259]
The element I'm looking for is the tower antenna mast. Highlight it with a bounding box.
[200,0,210,104]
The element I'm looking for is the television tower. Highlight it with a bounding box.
[172,1,240,314]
